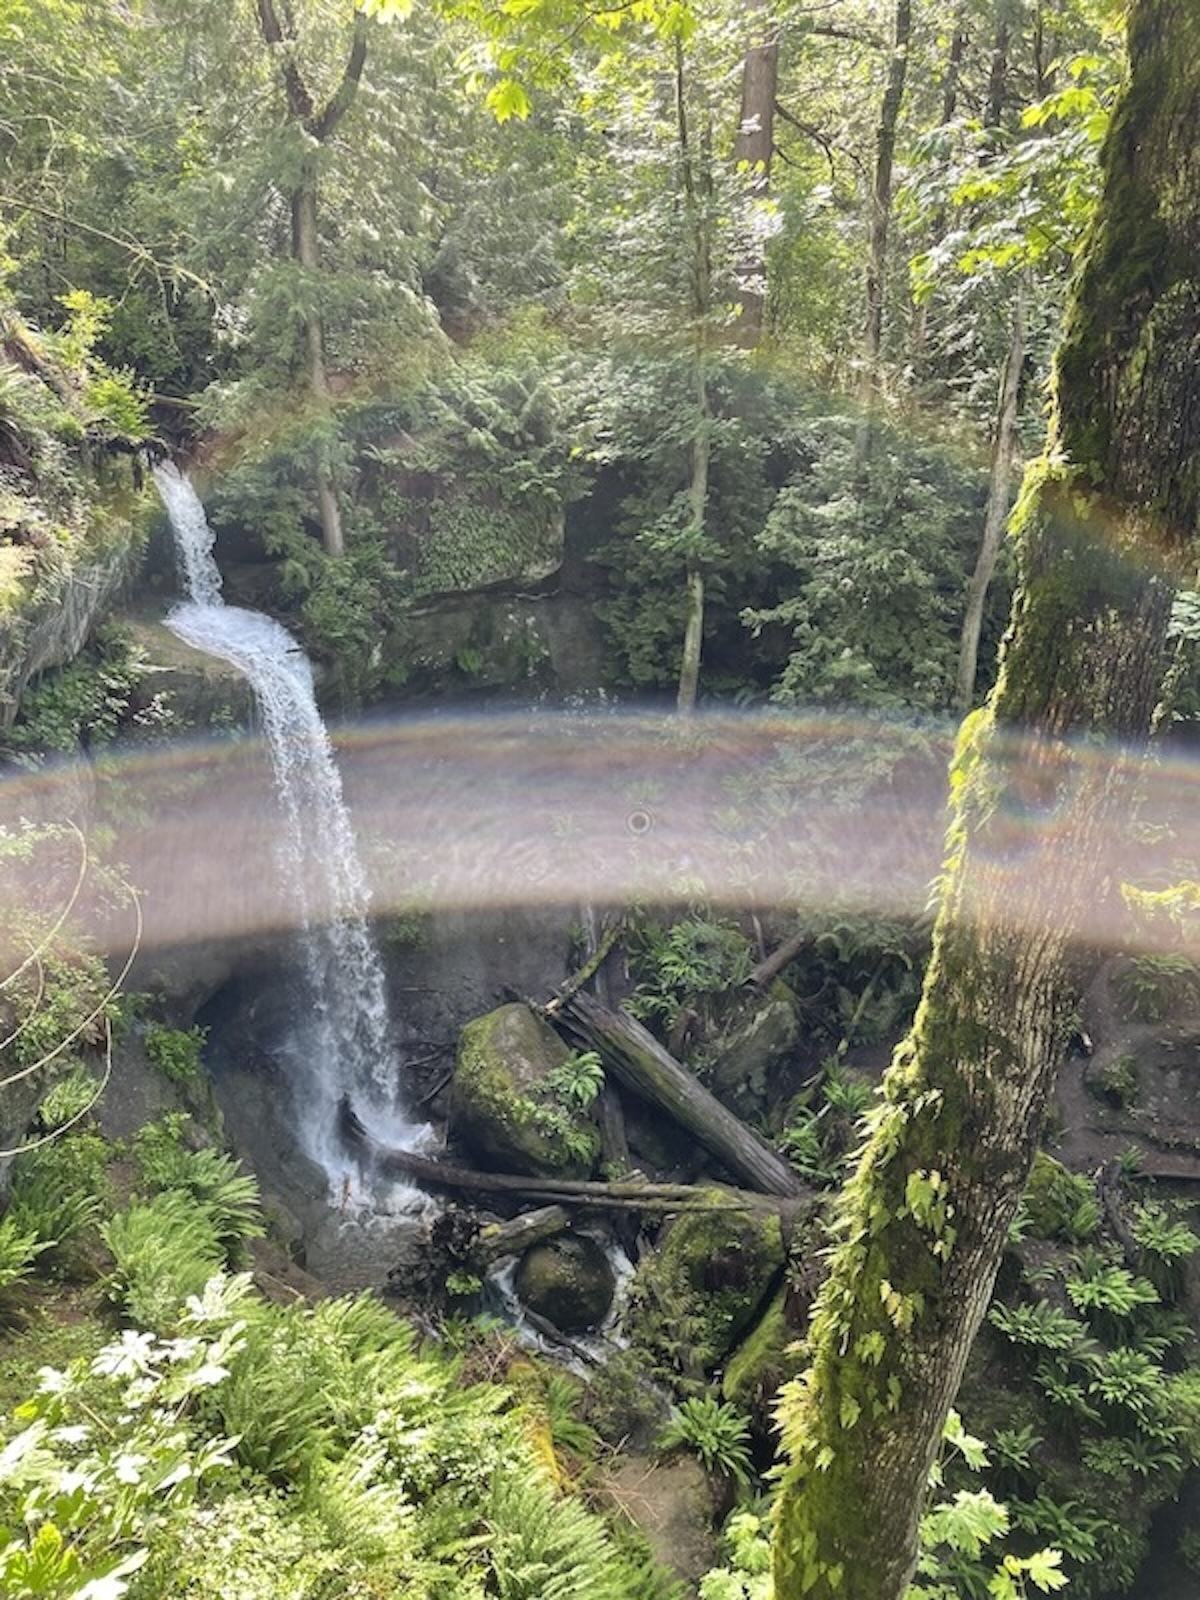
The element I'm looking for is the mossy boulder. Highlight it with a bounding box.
[628,1197,786,1377]
[706,980,800,1117]
[722,1286,803,1415]
[450,1002,600,1179]
[1022,1150,1100,1241]
[515,1232,616,1332]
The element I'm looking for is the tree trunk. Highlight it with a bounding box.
[552,990,804,1198]
[674,38,713,716]
[859,0,912,408]
[955,275,1026,710]
[908,11,968,363]
[292,171,345,558]
[733,0,779,344]
[773,3,1200,1595]
[256,0,368,558]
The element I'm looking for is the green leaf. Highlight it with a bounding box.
[1023,1548,1068,1592]
[485,78,532,122]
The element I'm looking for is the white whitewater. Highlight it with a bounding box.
[153,461,425,1193]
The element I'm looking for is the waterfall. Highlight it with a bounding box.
[153,462,425,1190]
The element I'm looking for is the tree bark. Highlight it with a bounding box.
[859,0,912,410]
[773,3,1200,1595]
[551,990,804,1198]
[674,36,712,716]
[255,0,368,557]
[955,274,1026,710]
[733,0,779,344]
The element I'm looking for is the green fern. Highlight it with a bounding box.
[1130,1200,1200,1302]
[132,1119,264,1258]
[0,1214,51,1315]
[1065,1251,1159,1339]
[7,1128,109,1275]
[101,1190,225,1328]
[657,1395,754,1487]
[486,1469,633,1600]
[988,1299,1092,1354]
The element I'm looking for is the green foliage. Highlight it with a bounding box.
[779,1110,843,1187]
[905,1413,1066,1600]
[745,418,990,713]
[1064,1250,1159,1341]
[34,1070,98,1132]
[0,1215,50,1316]
[1129,1199,1199,1303]
[1113,953,1200,1022]
[131,1123,264,1260]
[657,1394,753,1488]
[545,1050,605,1110]
[6,1128,111,1278]
[101,1190,227,1328]
[534,1370,600,1464]
[988,1300,1093,1356]
[781,1056,877,1186]
[783,913,927,1051]
[586,357,783,699]
[698,1508,772,1600]
[3,934,113,1078]
[485,1468,637,1600]
[1091,1053,1138,1108]
[1021,1153,1100,1243]
[6,624,151,756]
[582,1349,670,1446]
[144,1024,206,1085]
[628,912,753,1035]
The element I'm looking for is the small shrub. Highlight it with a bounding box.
[132,1118,263,1259]
[102,1189,226,1327]
[546,1050,606,1110]
[0,1214,50,1315]
[988,1299,1093,1355]
[36,1068,100,1130]
[1092,1054,1139,1109]
[1065,1250,1159,1339]
[6,1127,111,1276]
[1113,953,1199,1023]
[1021,1152,1100,1242]
[145,1023,206,1084]
[657,1394,753,1487]
[1130,1199,1199,1303]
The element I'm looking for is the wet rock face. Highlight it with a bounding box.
[515,1232,616,1331]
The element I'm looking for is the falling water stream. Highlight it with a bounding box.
[153,462,426,1199]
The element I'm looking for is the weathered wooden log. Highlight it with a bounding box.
[547,991,805,1198]
[471,1205,570,1266]
[340,1099,797,1214]
[746,926,810,990]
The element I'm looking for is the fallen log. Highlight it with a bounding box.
[472,1206,571,1266]
[745,926,810,990]
[545,991,805,1198]
[340,1099,802,1215]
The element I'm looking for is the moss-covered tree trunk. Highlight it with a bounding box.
[772,4,1200,1596]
